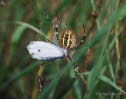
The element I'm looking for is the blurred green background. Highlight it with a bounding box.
[0,0,126,99]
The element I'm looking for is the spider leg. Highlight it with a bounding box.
[74,64,87,84]
[76,24,86,48]
[52,15,61,46]
[67,55,80,77]
[66,55,87,84]
[37,62,47,92]
[69,24,86,51]
[46,38,60,46]
[46,39,55,44]
[38,76,47,92]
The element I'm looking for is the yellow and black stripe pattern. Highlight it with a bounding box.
[61,30,76,49]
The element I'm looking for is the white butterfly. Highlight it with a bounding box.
[27,41,67,61]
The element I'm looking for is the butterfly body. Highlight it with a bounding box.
[27,41,67,61]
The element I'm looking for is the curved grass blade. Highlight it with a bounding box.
[0,61,43,91]
[0,25,27,84]
[99,75,126,95]
[86,2,126,98]
[55,78,76,99]
[37,60,76,99]
[15,21,47,39]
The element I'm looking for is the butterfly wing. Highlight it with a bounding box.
[27,41,67,61]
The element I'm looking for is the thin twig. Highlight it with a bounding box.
[115,23,121,72]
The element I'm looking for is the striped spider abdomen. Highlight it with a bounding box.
[61,30,76,49]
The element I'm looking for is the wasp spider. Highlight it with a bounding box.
[27,15,87,91]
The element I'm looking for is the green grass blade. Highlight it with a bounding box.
[0,61,42,91]
[37,60,75,99]
[0,25,26,84]
[15,21,47,39]
[99,75,126,94]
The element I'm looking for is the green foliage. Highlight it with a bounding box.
[0,0,126,99]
